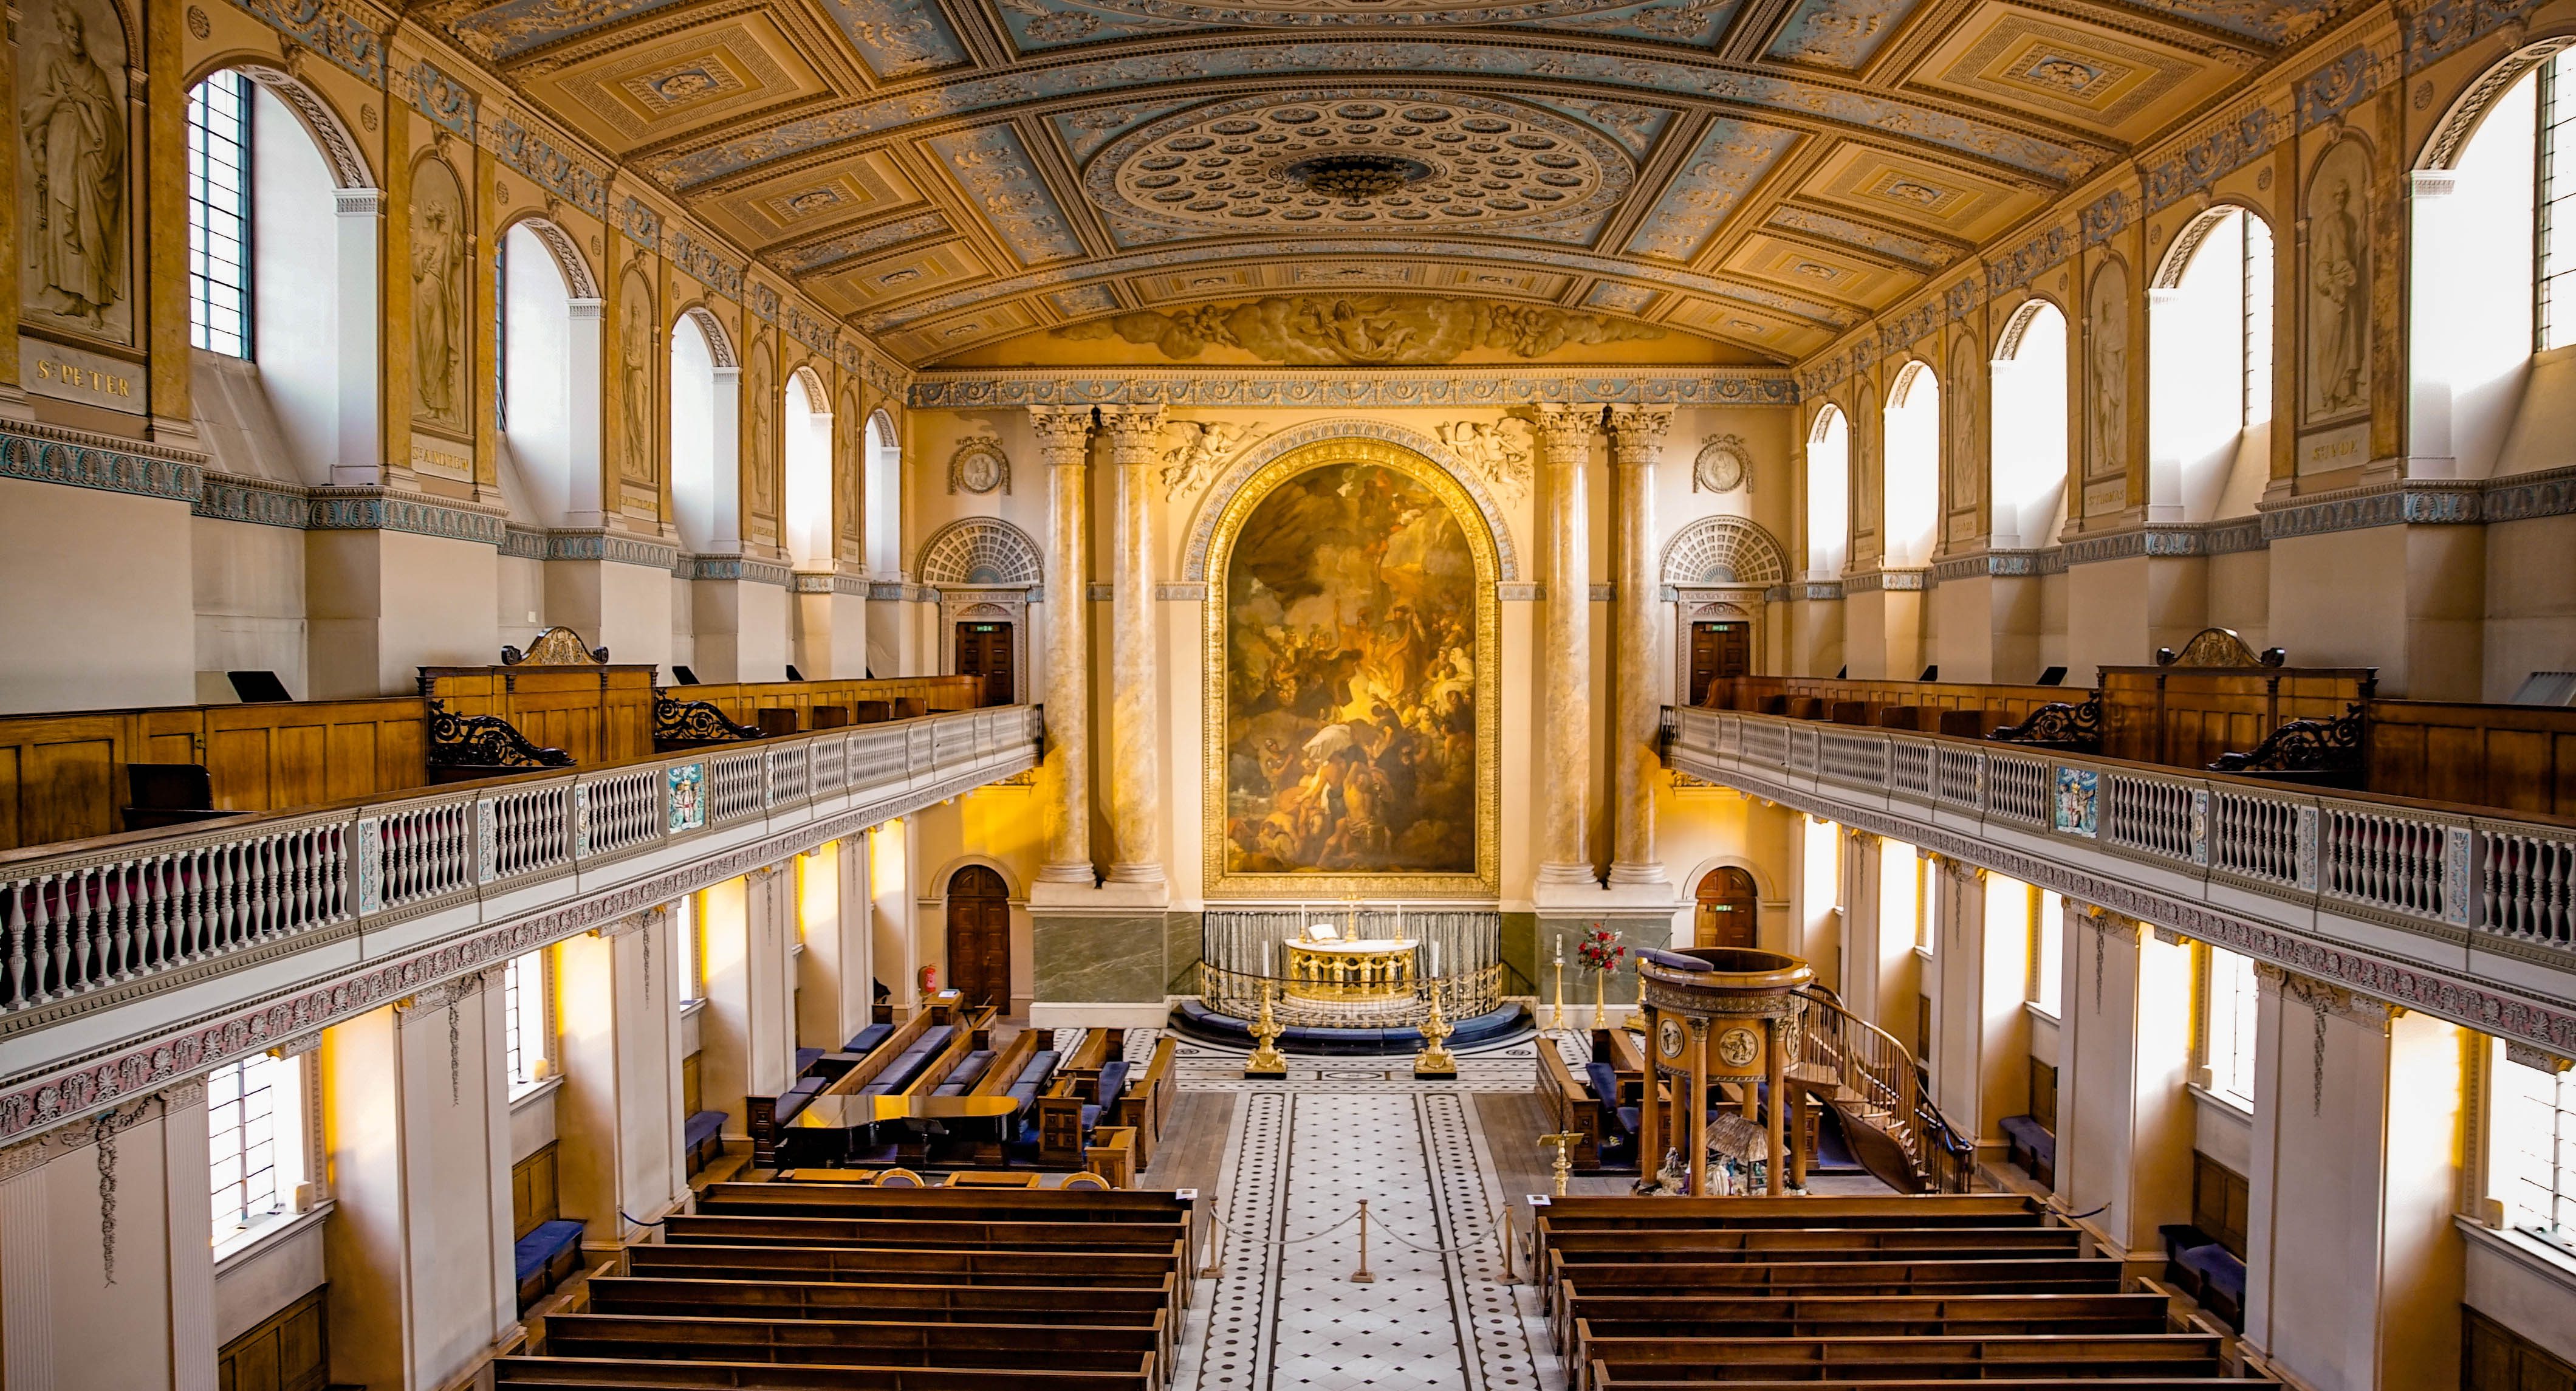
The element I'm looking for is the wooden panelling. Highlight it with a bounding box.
[2097,666,2376,768]
[421,666,661,768]
[218,1284,327,1391]
[0,699,425,851]
[688,675,981,728]
[513,1140,562,1240]
[2465,1307,2576,1391]
[1702,676,2071,726]
[2370,701,2576,819]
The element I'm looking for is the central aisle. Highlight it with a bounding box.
[1133,1031,1575,1391]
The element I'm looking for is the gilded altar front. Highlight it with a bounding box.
[1283,938,1419,1002]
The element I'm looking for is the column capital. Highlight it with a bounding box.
[1606,404,1673,467]
[1028,405,1095,459]
[1522,402,1602,453]
[1095,405,1168,466]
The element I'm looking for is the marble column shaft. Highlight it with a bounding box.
[1608,405,1671,886]
[1031,407,1097,884]
[1097,406,1168,888]
[1532,404,1598,886]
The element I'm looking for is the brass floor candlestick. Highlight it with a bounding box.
[1550,953,1564,1031]
[1540,1132,1581,1197]
[1245,985,1287,1079]
[1413,996,1457,1079]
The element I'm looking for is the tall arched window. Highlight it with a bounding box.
[2149,207,2273,522]
[783,369,833,569]
[1806,405,1849,580]
[1882,362,1939,569]
[863,411,901,577]
[500,222,575,527]
[671,313,719,551]
[185,69,350,485]
[1990,301,2069,550]
[2416,53,2551,475]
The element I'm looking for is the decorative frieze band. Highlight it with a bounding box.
[685,555,795,586]
[1843,568,1924,594]
[908,371,1798,410]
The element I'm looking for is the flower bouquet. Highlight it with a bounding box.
[1577,925,1624,1031]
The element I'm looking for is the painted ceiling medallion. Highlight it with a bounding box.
[1086,91,1626,239]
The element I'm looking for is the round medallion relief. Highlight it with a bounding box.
[1087,91,1627,238]
[1694,437,1749,493]
[1657,1017,1685,1060]
[1714,1025,1760,1071]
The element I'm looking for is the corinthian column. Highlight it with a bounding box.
[1030,406,1097,885]
[1096,405,1168,890]
[1608,405,1672,887]
[1531,404,1600,888]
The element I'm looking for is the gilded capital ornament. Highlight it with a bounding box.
[1605,404,1673,467]
[1523,402,1601,456]
[1028,405,1095,461]
[1095,405,1169,465]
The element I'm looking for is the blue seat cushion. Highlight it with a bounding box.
[1096,1060,1132,1111]
[514,1219,584,1284]
[1016,1051,1060,1086]
[2179,1243,2246,1303]
[1614,1107,1642,1138]
[1080,1104,1101,1130]
[1635,947,1713,972]
[1584,1062,1623,1107]
[947,1050,995,1091]
[843,1024,894,1056]
[795,1047,824,1076]
[683,1110,727,1149]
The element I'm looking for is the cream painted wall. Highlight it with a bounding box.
[0,480,196,712]
[2481,513,2576,701]
[306,530,502,699]
[193,518,308,699]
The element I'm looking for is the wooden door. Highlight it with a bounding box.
[945,865,1012,1009]
[1688,622,1751,704]
[954,623,1015,706]
[1694,866,1759,949]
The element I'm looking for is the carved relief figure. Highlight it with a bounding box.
[2305,141,2372,421]
[1159,419,1256,498]
[1224,463,1478,877]
[745,352,775,524]
[19,0,126,337]
[836,391,863,559]
[2086,261,2128,478]
[1947,342,1978,509]
[1437,419,1534,502]
[618,268,655,486]
[409,159,470,432]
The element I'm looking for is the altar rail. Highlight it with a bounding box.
[0,706,1043,1024]
[1196,961,1507,1030]
[1200,907,1501,983]
[1665,706,2576,975]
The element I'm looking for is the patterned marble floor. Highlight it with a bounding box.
[1107,1026,1575,1391]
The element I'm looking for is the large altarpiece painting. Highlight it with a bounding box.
[1203,441,1499,899]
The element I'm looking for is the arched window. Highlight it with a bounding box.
[864,411,901,577]
[500,222,576,526]
[783,369,833,569]
[185,69,351,486]
[671,313,720,551]
[1990,301,2069,549]
[1805,405,1849,580]
[2149,207,2273,522]
[1882,362,1939,569]
[2416,53,2554,475]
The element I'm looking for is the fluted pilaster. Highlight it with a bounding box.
[1607,405,1671,887]
[1030,406,1097,884]
[1096,405,1168,890]
[1531,404,1599,888]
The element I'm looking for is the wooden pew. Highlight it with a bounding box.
[1544,1258,2124,1341]
[1591,1375,2272,1390]
[1035,1029,1127,1168]
[750,1008,942,1168]
[660,1213,1187,1254]
[537,1312,1159,1378]
[496,1356,1152,1390]
[692,1184,1189,1225]
[1579,1331,2232,1383]
[1567,1294,2173,1385]
[1112,1037,1177,1166]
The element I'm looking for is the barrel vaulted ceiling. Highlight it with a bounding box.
[425,0,2348,366]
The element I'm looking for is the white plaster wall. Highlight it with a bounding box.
[193,518,308,699]
[213,1220,324,1346]
[2205,549,2269,654]
[247,84,341,489]
[2482,513,2576,700]
[0,479,196,712]
[304,529,502,698]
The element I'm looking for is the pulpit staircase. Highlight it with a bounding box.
[1789,986,1978,1194]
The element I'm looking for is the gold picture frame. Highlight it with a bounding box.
[1199,436,1502,901]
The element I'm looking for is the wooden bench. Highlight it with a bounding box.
[1112,1037,1177,1166]
[1567,1295,2174,1387]
[1544,1258,2125,1341]
[538,1312,1159,1379]
[1591,1375,2272,1390]
[660,1213,1188,1253]
[495,1356,1152,1390]
[1579,1330,2231,1382]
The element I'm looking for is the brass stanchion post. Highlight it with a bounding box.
[1350,1200,1377,1283]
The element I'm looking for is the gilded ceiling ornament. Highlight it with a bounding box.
[1056,294,1660,366]
[948,433,1012,495]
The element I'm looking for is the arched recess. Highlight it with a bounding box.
[182,60,384,489]
[1990,297,2070,549]
[917,517,1044,702]
[669,304,738,553]
[1805,405,1850,580]
[1198,436,1502,899]
[1881,361,1939,569]
[863,410,902,577]
[498,215,606,528]
[783,365,834,569]
[2410,43,2569,479]
[2148,205,2272,523]
[1661,518,1786,699]
[1660,516,1789,588]
[1180,418,1521,582]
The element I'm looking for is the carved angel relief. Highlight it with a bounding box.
[1436,418,1533,503]
[1158,419,1258,498]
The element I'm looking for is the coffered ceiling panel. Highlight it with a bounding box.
[425,0,2354,367]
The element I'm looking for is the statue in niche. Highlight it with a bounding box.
[409,160,468,430]
[2305,142,2371,421]
[2086,263,2128,479]
[19,0,126,336]
[618,269,654,486]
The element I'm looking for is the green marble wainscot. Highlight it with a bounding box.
[1032,911,1173,1005]
[1163,910,1205,995]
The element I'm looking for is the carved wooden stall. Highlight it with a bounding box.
[1699,676,2073,736]
[419,628,660,773]
[2094,629,2375,778]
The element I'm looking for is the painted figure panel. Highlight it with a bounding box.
[1223,462,1477,876]
[19,0,130,343]
[410,156,471,434]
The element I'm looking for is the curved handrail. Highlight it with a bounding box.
[1795,985,1975,1192]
